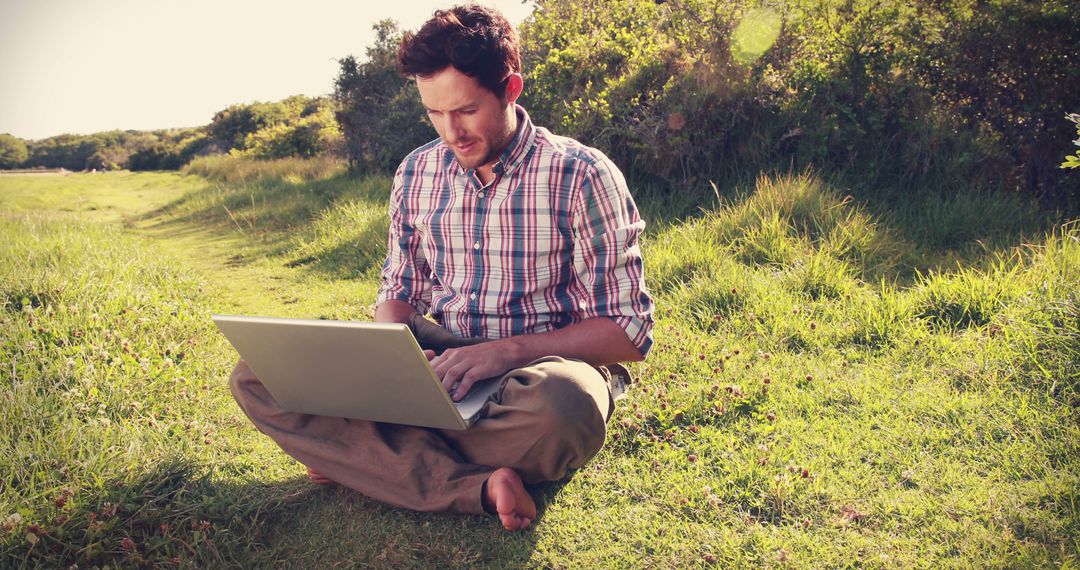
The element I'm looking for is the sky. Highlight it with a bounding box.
[0,0,536,140]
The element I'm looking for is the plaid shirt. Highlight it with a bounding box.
[377,106,655,356]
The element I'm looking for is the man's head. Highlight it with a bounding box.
[398,4,520,99]
[398,4,524,175]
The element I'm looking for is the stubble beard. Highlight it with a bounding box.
[454,110,517,172]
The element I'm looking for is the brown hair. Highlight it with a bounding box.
[397,4,521,98]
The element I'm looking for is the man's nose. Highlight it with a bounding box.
[442,114,465,142]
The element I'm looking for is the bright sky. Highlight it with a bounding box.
[0,0,535,140]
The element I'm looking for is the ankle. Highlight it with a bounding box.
[481,477,495,513]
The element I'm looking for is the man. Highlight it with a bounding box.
[229,4,654,531]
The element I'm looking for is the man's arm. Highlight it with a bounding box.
[374,299,417,325]
[430,317,642,401]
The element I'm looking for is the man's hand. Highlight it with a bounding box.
[380,300,644,400]
[430,339,524,401]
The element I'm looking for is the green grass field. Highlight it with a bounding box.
[1,163,1077,568]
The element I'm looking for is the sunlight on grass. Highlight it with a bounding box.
[287,199,390,279]
[2,166,1077,567]
[182,155,345,184]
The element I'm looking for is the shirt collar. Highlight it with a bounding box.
[451,104,536,180]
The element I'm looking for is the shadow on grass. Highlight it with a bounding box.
[3,458,547,569]
[137,215,297,262]
[641,169,1064,289]
[136,172,388,233]
[133,172,393,281]
[135,168,1066,297]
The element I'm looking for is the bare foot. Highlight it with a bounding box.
[482,468,536,531]
[306,466,336,485]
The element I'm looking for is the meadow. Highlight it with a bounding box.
[1,159,1077,568]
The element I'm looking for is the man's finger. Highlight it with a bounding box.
[431,348,458,374]
[433,357,453,380]
[423,349,436,361]
[453,377,476,401]
[440,363,467,395]
[453,369,490,401]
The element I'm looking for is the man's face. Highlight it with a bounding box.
[416,66,517,174]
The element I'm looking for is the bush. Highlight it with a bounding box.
[334,20,435,174]
[914,0,1080,204]
[0,133,28,169]
[514,0,1079,207]
[207,96,342,159]
[21,129,209,171]
[1063,114,1080,170]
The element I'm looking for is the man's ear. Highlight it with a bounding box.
[503,73,524,105]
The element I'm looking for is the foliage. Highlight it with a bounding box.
[208,95,343,160]
[127,130,211,171]
[913,0,1080,204]
[18,95,341,172]
[1063,114,1080,170]
[0,133,29,169]
[515,0,1080,207]
[333,20,436,174]
[25,132,124,171]
[22,129,210,172]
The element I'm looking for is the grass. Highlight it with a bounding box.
[1,160,1078,567]
[182,155,346,184]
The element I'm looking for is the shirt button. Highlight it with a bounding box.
[477,191,485,199]
[469,292,477,300]
[473,241,480,250]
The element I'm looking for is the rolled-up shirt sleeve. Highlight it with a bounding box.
[377,164,432,314]
[570,157,656,356]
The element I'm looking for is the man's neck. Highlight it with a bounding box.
[476,107,519,185]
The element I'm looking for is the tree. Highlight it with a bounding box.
[0,134,28,169]
[239,98,342,159]
[519,0,1080,205]
[913,0,1080,203]
[207,96,342,159]
[334,20,434,173]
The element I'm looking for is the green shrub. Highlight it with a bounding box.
[333,20,435,174]
[1062,114,1080,170]
[0,133,28,169]
[209,96,343,160]
[917,1,1080,204]
[512,0,1080,207]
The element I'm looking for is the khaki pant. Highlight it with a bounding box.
[229,356,614,515]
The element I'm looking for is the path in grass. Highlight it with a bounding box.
[4,171,533,567]
[0,171,362,318]
[119,177,542,566]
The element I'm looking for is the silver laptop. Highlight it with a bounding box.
[212,314,501,430]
